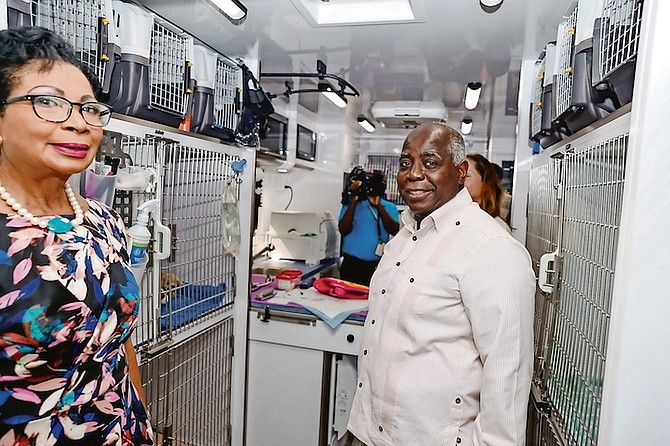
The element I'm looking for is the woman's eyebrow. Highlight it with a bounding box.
[28,84,65,95]
[27,85,96,101]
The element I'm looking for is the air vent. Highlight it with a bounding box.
[370,101,447,128]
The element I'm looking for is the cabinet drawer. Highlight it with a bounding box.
[248,311,364,355]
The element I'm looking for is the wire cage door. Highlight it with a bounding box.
[149,18,192,117]
[532,132,629,446]
[527,157,563,388]
[530,54,547,141]
[158,140,240,339]
[141,318,235,446]
[593,0,644,107]
[554,2,579,122]
[213,56,241,133]
[10,0,118,93]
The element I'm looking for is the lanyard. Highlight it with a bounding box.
[366,202,383,242]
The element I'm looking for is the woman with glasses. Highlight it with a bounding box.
[0,27,154,445]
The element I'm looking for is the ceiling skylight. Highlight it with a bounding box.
[290,0,424,27]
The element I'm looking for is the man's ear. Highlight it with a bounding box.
[457,161,468,185]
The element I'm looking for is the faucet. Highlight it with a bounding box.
[252,243,275,261]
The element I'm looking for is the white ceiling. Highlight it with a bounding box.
[135,0,572,143]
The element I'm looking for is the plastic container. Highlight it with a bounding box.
[127,199,159,272]
[221,183,241,256]
[275,269,302,291]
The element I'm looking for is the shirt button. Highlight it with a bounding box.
[371,319,376,324]
[396,262,400,266]
[455,221,460,226]
[363,349,368,355]
[378,426,383,432]
[409,278,414,283]
[412,236,417,241]
[358,382,362,388]
[455,397,461,404]
[456,438,461,444]
[381,289,386,294]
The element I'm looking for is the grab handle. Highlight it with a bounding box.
[152,213,172,261]
[538,250,559,293]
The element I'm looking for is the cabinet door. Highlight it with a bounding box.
[246,340,324,446]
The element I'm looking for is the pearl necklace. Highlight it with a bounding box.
[0,181,84,233]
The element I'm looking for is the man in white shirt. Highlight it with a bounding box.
[347,122,535,446]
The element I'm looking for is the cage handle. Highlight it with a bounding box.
[538,250,559,293]
[97,16,110,63]
[184,61,193,95]
[153,215,172,261]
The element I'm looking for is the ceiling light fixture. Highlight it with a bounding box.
[319,82,348,108]
[209,0,248,24]
[261,60,360,110]
[480,0,503,13]
[461,117,473,135]
[464,82,482,110]
[357,115,376,132]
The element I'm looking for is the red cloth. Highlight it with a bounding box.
[313,277,369,299]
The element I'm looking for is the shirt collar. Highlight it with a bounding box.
[401,188,473,232]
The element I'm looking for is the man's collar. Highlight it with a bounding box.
[402,188,473,232]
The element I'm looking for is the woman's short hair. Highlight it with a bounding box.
[467,153,504,218]
[0,26,102,108]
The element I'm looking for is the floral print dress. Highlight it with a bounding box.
[0,200,155,445]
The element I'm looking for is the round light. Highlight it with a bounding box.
[480,0,503,13]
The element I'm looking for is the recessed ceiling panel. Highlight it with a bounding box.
[290,0,425,26]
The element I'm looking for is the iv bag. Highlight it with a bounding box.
[221,183,241,256]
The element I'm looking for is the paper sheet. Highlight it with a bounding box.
[267,287,368,328]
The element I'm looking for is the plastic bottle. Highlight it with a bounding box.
[128,199,159,265]
[221,183,241,256]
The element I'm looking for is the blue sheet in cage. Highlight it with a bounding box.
[160,282,227,329]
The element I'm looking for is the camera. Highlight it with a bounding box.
[348,167,386,199]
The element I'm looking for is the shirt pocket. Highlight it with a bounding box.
[406,265,461,315]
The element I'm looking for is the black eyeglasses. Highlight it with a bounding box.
[0,94,113,127]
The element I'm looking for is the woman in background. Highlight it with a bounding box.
[464,153,511,233]
[0,27,154,444]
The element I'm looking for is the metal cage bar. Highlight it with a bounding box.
[531,57,546,138]
[32,0,113,92]
[213,57,241,132]
[159,143,239,337]
[112,134,164,348]
[527,160,561,384]
[149,19,191,116]
[545,133,628,446]
[142,319,234,446]
[597,0,643,79]
[555,4,579,118]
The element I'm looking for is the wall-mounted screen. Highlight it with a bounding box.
[259,114,287,159]
[296,124,317,161]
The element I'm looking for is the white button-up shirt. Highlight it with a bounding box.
[347,188,535,446]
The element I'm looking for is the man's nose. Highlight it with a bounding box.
[408,162,424,180]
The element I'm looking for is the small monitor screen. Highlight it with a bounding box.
[296,124,317,161]
[259,114,287,158]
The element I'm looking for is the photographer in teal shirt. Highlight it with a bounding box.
[338,168,399,286]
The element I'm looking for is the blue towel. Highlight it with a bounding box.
[160,282,227,329]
